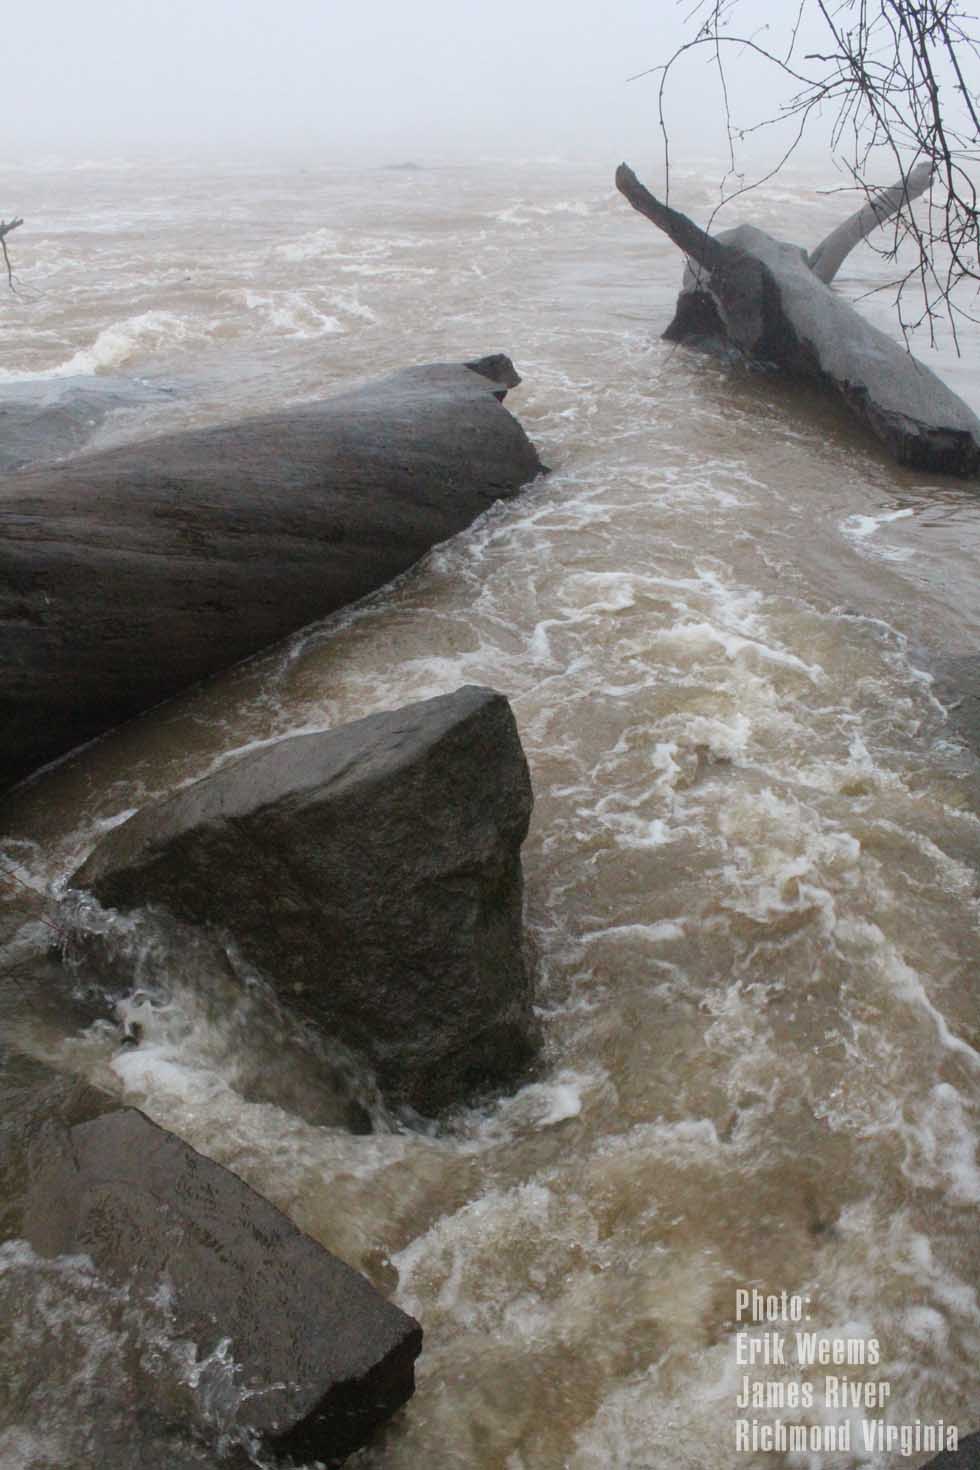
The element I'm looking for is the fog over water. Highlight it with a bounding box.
[6,0,840,165]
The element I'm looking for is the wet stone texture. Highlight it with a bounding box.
[72,685,539,1116]
[0,356,543,792]
[0,375,176,473]
[922,1433,980,1469]
[24,1107,423,1466]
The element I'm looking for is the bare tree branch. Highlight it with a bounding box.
[616,161,980,475]
[634,0,980,343]
[807,158,934,281]
[614,164,730,271]
[0,217,24,291]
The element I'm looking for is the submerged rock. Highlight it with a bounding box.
[929,652,980,758]
[24,1108,422,1465]
[71,685,539,1114]
[0,374,176,472]
[0,355,543,793]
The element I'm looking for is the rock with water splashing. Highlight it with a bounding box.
[0,355,543,794]
[0,374,178,473]
[24,1107,423,1466]
[71,684,538,1114]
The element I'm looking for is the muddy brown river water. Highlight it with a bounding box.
[1,154,980,1468]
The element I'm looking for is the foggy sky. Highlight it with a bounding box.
[7,0,836,166]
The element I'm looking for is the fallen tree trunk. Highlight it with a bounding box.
[616,163,980,477]
[0,355,543,794]
[806,160,934,284]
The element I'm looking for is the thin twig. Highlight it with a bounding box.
[0,216,24,290]
[637,0,980,346]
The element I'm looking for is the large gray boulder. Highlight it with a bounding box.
[0,355,543,793]
[71,685,539,1114]
[24,1107,422,1465]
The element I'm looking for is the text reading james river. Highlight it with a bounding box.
[733,1289,957,1458]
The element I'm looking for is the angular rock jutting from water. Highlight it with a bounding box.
[71,685,539,1115]
[24,1108,422,1466]
[615,163,980,477]
[0,355,544,794]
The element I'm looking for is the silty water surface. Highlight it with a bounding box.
[1,155,980,1468]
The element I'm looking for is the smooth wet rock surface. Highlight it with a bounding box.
[72,685,539,1114]
[0,357,543,792]
[24,1107,422,1465]
[0,1051,115,1244]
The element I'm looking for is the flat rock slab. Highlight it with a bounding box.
[0,355,543,792]
[24,1107,422,1465]
[72,685,539,1114]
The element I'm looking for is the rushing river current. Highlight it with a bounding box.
[2,154,980,1469]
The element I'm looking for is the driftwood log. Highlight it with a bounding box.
[616,163,980,477]
[0,356,543,794]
